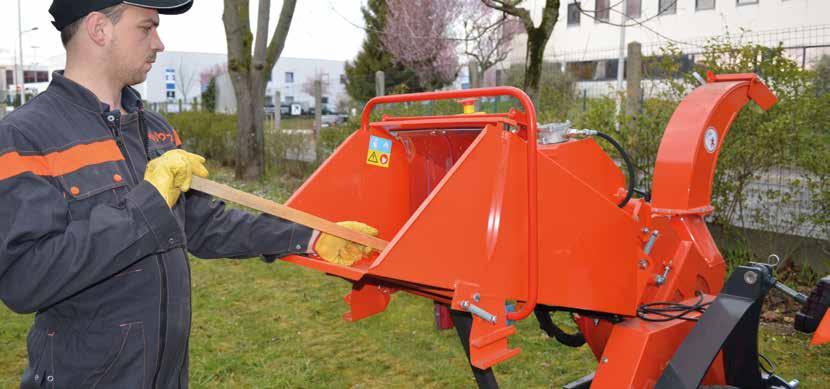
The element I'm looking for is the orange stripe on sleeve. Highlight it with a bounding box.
[172,129,182,147]
[0,140,124,181]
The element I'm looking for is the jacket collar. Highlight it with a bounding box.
[48,71,143,114]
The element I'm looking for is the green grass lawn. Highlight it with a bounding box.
[1,166,828,388]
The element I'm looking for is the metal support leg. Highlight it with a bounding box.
[656,263,798,389]
[450,309,499,389]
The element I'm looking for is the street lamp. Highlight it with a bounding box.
[17,0,38,105]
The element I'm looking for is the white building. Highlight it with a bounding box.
[1,63,52,103]
[47,51,348,113]
[509,0,830,96]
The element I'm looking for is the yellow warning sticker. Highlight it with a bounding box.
[367,136,392,168]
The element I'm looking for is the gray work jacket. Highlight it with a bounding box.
[0,72,312,388]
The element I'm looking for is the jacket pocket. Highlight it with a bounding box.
[20,328,54,389]
[81,322,146,388]
[58,162,131,221]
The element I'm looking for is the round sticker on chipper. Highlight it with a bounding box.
[704,127,719,153]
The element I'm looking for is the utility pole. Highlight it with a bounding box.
[18,0,26,105]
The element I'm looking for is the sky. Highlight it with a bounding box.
[0,0,368,66]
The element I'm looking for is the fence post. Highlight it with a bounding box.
[495,68,502,113]
[375,70,385,113]
[626,41,643,117]
[582,89,587,112]
[178,99,183,113]
[375,70,385,97]
[314,79,322,140]
[275,90,281,130]
[469,62,482,111]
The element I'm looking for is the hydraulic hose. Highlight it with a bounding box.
[594,131,636,208]
[568,129,636,208]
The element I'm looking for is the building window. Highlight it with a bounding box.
[5,70,13,86]
[659,0,677,15]
[285,72,294,83]
[736,0,758,4]
[285,96,294,103]
[696,0,715,10]
[595,0,609,22]
[626,0,641,18]
[567,2,581,26]
[321,96,329,104]
[340,74,347,85]
[36,71,49,83]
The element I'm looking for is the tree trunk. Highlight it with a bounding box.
[481,0,559,104]
[524,30,547,102]
[223,0,296,180]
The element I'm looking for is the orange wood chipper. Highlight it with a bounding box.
[275,73,829,388]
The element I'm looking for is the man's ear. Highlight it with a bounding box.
[84,12,114,47]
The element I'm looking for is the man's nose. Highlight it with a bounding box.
[152,30,165,52]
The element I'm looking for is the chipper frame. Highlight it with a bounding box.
[274,73,829,388]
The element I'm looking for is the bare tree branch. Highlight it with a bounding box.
[253,0,271,70]
[266,0,297,70]
[481,0,532,31]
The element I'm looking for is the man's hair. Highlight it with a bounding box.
[60,4,127,47]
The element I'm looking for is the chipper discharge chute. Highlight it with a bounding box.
[273,73,829,388]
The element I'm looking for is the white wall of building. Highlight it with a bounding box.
[506,0,830,97]
[47,51,348,113]
[267,57,347,112]
[137,51,226,104]
[510,0,830,64]
[3,63,52,99]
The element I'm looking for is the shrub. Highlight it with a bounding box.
[164,111,238,166]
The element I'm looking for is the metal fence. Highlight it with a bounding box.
[535,25,830,242]
[544,24,830,99]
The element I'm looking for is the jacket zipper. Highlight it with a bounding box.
[136,108,172,388]
[106,115,140,185]
[107,111,171,386]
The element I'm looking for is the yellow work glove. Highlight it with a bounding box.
[144,149,209,208]
[314,221,378,266]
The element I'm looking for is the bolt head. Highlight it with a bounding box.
[460,300,470,309]
[473,293,481,302]
[639,259,648,269]
[602,357,609,364]
[744,271,759,285]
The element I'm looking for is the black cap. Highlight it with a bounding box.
[50,0,193,30]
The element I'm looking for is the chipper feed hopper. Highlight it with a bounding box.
[277,73,829,388]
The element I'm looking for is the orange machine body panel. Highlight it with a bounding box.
[286,121,647,315]
[812,311,830,346]
[276,77,796,386]
[589,295,726,389]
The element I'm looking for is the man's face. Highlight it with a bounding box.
[107,6,165,86]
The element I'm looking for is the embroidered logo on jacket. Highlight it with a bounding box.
[148,132,174,143]
[147,130,182,146]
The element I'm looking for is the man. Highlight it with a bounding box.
[0,1,375,387]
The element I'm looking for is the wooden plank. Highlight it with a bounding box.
[189,176,388,252]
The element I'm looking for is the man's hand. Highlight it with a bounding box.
[144,149,209,208]
[314,221,378,266]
